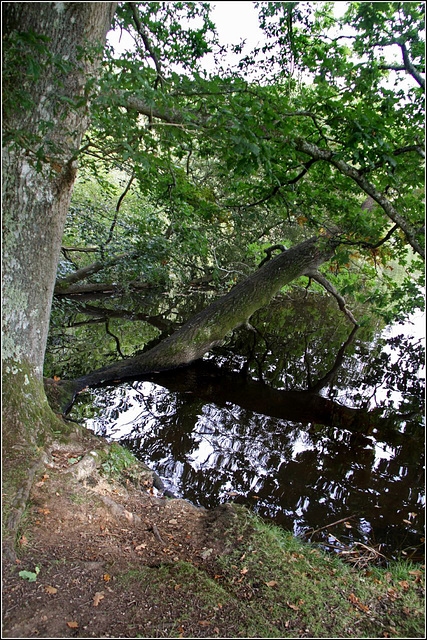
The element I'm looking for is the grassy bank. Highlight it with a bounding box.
[120,504,425,638]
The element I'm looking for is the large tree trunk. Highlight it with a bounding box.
[2,1,116,555]
[55,235,337,409]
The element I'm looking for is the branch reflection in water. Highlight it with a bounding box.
[63,292,425,561]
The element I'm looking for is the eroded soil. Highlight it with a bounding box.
[2,430,257,638]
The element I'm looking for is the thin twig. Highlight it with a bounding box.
[304,514,356,538]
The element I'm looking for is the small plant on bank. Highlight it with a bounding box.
[100,442,144,487]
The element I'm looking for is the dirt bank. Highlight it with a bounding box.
[2,429,425,638]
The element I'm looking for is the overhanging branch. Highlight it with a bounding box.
[400,42,425,90]
[293,137,425,259]
[305,269,359,326]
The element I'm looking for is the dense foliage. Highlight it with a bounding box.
[54,1,424,325]
[7,2,424,321]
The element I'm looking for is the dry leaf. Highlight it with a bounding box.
[199,620,211,626]
[19,535,28,546]
[265,580,278,587]
[287,601,299,611]
[45,585,58,594]
[103,574,111,582]
[408,570,423,577]
[66,621,78,629]
[402,519,412,525]
[398,580,409,590]
[93,591,104,607]
[240,567,248,575]
[348,593,370,612]
[386,588,399,601]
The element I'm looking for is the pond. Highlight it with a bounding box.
[46,287,425,563]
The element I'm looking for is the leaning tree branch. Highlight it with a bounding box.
[129,2,164,88]
[400,42,425,89]
[54,249,139,290]
[59,236,337,399]
[304,268,359,326]
[258,244,286,268]
[293,137,425,259]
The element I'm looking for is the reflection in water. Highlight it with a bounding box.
[74,365,424,561]
[53,290,424,561]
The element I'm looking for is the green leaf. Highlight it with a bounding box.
[19,566,40,582]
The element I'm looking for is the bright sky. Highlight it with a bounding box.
[107,2,407,74]
[210,1,262,47]
[107,1,263,64]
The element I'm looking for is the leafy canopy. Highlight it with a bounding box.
[9,2,425,320]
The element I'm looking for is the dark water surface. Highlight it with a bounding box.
[49,289,425,562]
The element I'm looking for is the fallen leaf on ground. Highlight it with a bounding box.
[287,602,299,611]
[66,621,78,628]
[398,580,409,590]
[93,592,104,607]
[103,574,111,581]
[348,593,370,613]
[265,580,278,587]
[45,586,58,594]
[387,587,399,601]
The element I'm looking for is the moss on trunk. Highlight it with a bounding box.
[2,360,78,556]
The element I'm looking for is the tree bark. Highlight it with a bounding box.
[3,2,116,375]
[2,2,116,553]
